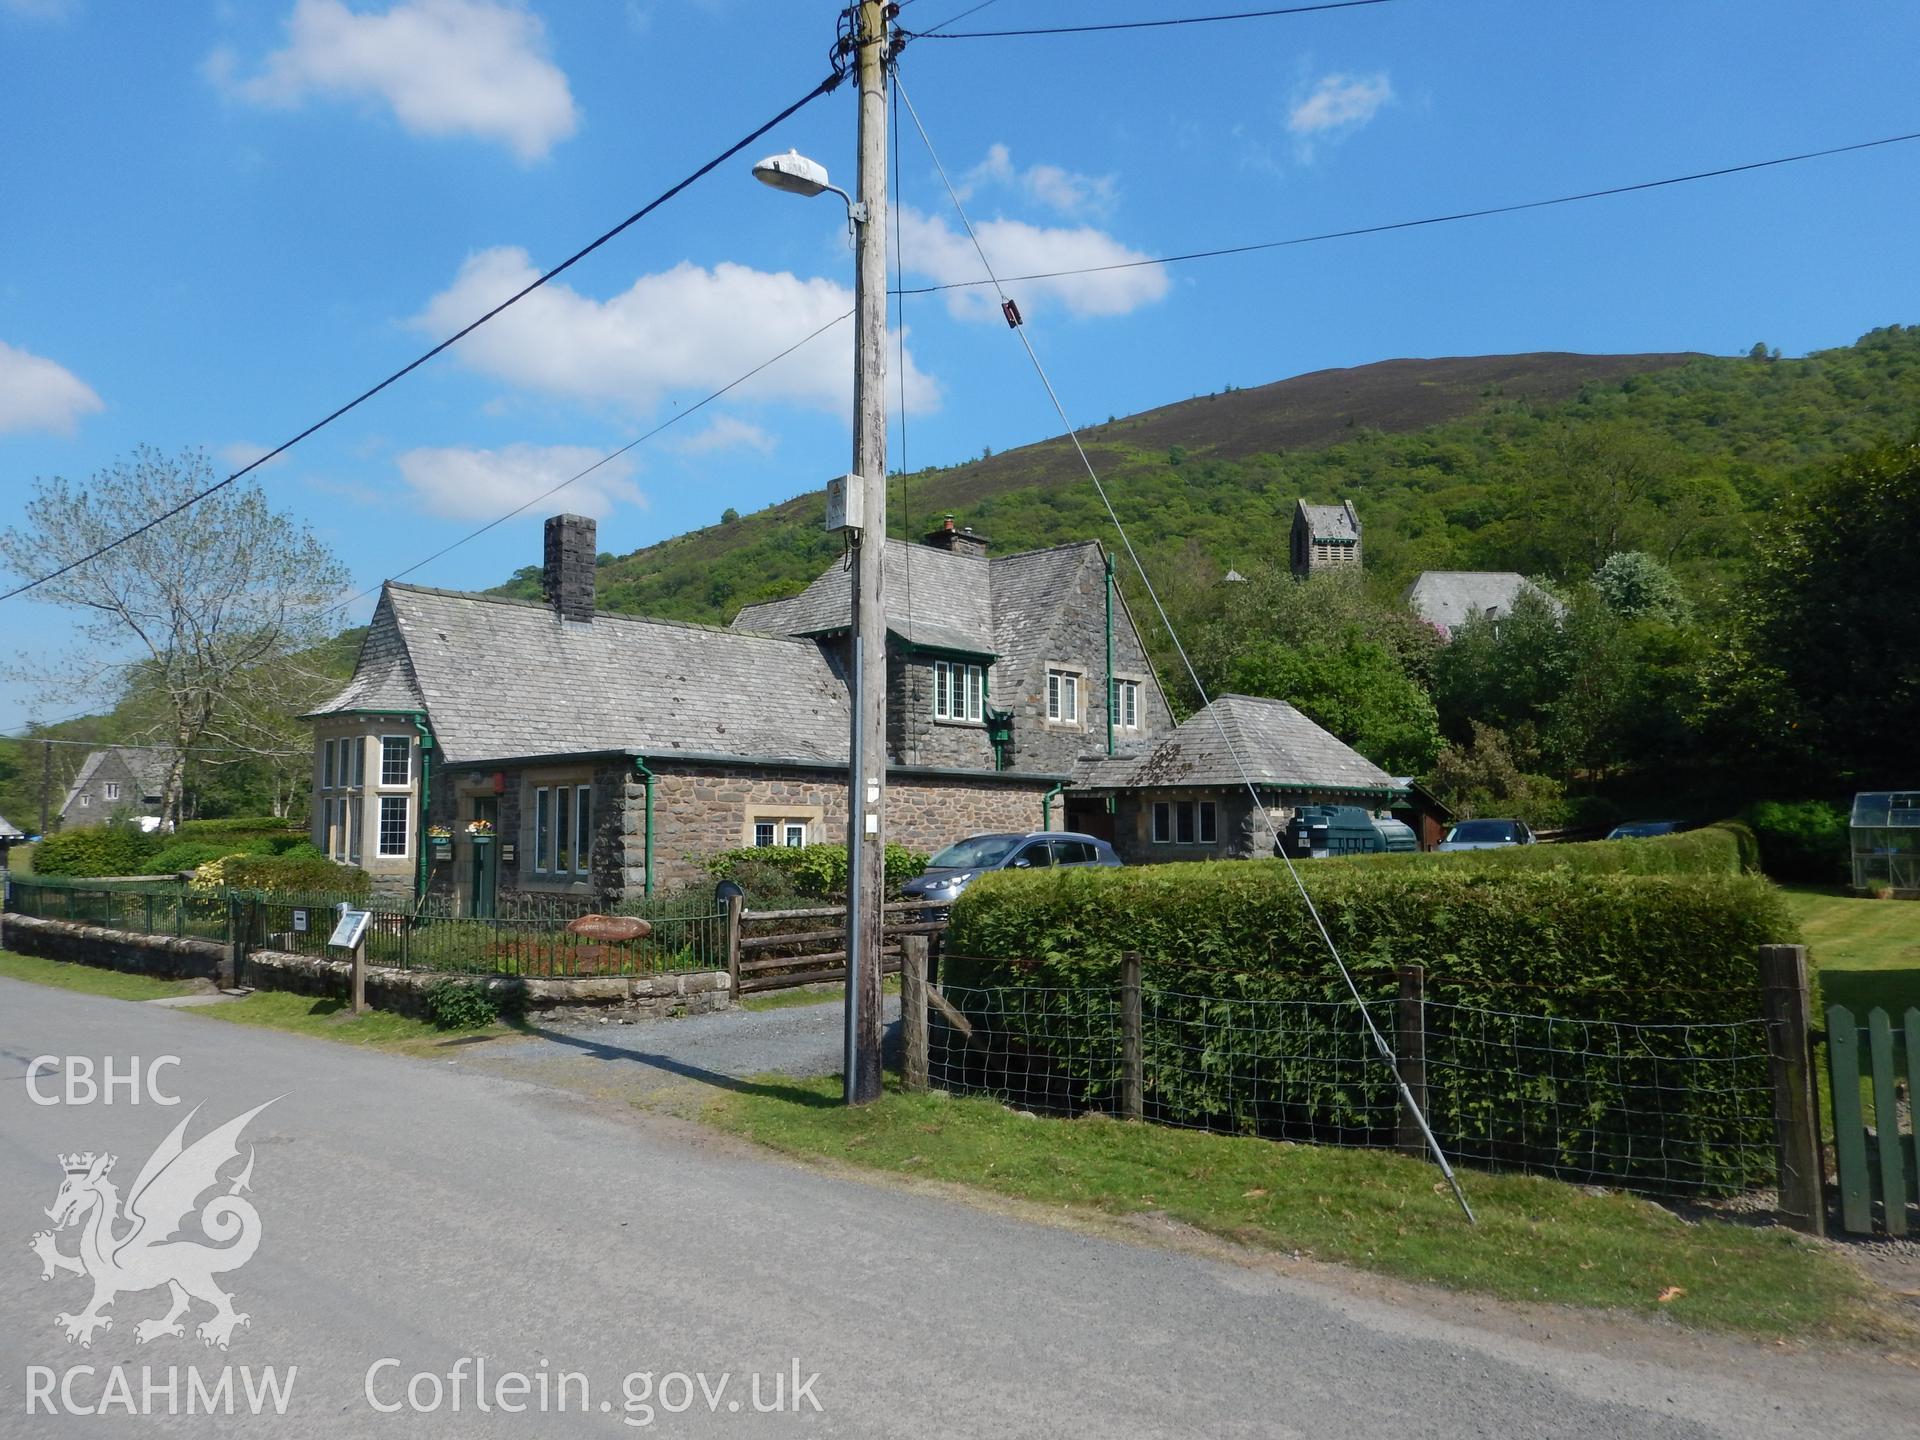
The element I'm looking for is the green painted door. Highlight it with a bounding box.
[470,798,499,919]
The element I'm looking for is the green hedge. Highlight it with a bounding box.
[175,816,306,841]
[1349,821,1759,877]
[30,825,162,877]
[701,842,927,902]
[193,852,370,900]
[944,860,1793,1195]
[1741,801,1848,883]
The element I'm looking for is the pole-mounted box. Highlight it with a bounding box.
[825,472,866,533]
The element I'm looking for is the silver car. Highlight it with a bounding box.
[901,830,1122,905]
[1437,818,1536,851]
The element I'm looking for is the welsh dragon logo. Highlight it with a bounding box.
[28,1099,279,1351]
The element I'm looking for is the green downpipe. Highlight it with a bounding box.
[410,713,434,907]
[1042,781,1066,830]
[632,757,655,897]
[1105,552,1116,757]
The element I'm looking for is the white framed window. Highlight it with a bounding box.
[574,784,593,875]
[783,822,807,848]
[556,785,574,873]
[534,786,553,872]
[933,660,985,722]
[349,736,365,788]
[322,741,336,791]
[104,781,121,802]
[347,797,361,864]
[1046,668,1081,724]
[753,821,776,848]
[751,816,811,849]
[1113,678,1141,731]
[379,735,411,788]
[1151,799,1217,846]
[377,795,408,857]
[79,793,91,809]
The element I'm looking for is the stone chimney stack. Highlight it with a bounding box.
[922,514,989,559]
[542,514,597,623]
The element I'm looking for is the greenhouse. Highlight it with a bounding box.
[1850,791,1920,897]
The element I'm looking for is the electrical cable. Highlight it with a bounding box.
[893,129,1920,297]
[317,308,854,622]
[909,0,1395,40]
[0,70,848,608]
[894,69,1476,1221]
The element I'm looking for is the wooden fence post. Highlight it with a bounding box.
[350,934,367,1016]
[901,934,929,1092]
[1395,965,1427,1157]
[1759,943,1825,1236]
[725,893,744,1004]
[1120,951,1144,1122]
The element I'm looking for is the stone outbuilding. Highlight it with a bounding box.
[1069,694,1402,863]
[305,513,1173,912]
[58,746,175,831]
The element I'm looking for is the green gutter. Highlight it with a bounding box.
[1041,781,1067,830]
[1104,552,1116,757]
[631,757,656,897]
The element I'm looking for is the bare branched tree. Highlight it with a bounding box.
[0,447,349,825]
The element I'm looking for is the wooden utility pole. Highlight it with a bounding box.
[40,739,53,836]
[843,0,890,1105]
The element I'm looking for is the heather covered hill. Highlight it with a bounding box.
[493,327,1920,625]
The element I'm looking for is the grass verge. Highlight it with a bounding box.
[0,949,198,1001]
[1783,885,1920,1014]
[193,990,516,1056]
[709,1076,1891,1341]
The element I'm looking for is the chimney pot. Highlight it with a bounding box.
[922,516,988,558]
[543,513,597,623]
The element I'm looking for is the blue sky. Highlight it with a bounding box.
[2,0,1916,732]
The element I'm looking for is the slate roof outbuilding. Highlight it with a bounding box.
[1071,694,1397,796]
[60,746,176,817]
[0,811,25,843]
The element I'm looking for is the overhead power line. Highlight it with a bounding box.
[894,129,1920,296]
[908,0,1396,40]
[894,69,1477,1222]
[0,70,846,610]
[318,309,853,622]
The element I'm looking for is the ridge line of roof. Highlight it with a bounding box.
[386,581,822,646]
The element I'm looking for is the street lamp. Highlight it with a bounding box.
[748,6,891,1108]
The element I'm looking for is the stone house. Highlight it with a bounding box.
[1068,694,1401,864]
[304,514,1173,911]
[58,747,175,831]
[1290,499,1362,579]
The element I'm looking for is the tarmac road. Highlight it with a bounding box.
[0,978,1912,1437]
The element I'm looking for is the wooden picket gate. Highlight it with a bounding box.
[1826,1004,1920,1236]
[724,896,948,996]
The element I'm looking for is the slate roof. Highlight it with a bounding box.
[1402,571,1562,633]
[0,812,25,842]
[731,539,1108,666]
[1070,695,1397,797]
[60,746,175,816]
[733,540,999,657]
[308,585,852,768]
[1296,500,1360,543]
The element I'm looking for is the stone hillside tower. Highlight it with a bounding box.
[1290,500,1362,580]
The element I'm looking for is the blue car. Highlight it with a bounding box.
[901,830,1122,906]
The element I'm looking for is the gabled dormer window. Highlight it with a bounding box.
[933,660,984,722]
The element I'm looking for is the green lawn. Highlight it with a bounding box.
[709,1076,1894,1341]
[193,989,517,1055]
[1783,885,1920,1014]
[0,949,197,1001]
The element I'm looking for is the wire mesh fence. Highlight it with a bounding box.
[924,971,1777,1199]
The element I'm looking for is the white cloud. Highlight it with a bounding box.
[216,440,287,473]
[0,340,103,435]
[958,143,1117,218]
[671,415,775,457]
[897,208,1167,322]
[1287,72,1392,150]
[411,246,939,415]
[394,443,644,521]
[212,0,578,163]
